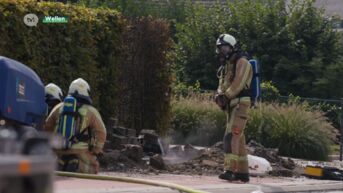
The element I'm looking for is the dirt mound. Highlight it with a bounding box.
[100,139,299,177]
[167,147,223,175]
[247,141,297,176]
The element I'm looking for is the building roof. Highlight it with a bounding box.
[196,0,343,18]
[314,0,343,18]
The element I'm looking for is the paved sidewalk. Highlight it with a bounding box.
[55,173,343,193]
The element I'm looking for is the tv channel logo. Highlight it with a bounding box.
[23,13,39,27]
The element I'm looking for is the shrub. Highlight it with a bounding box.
[171,95,335,160]
[277,94,341,134]
[170,96,225,146]
[246,103,335,161]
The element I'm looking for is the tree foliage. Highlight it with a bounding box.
[77,0,188,36]
[175,0,343,98]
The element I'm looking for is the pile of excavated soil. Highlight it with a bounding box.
[99,141,311,177]
[166,145,223,175]
[165,142,297,176]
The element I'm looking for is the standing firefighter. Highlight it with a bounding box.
[215,34,253,182]
[45,78,106,174]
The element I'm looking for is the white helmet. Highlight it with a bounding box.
[45,83,63,102]
[68,78,92,104]
[216,34,237,53]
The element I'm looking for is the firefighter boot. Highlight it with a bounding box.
[219,170,239,181]
[236,173,250,183]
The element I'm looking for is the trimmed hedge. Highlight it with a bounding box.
[0,0,125,122]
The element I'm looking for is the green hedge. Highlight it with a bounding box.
[0,0,125,122]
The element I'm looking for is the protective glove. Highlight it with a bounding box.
[215,93,229,111]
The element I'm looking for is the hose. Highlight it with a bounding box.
[55,171,210,193]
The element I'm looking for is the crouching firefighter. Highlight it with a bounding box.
[45,78,107,174]
[215,34,253,182]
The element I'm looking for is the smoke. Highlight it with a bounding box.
[163,145,202,165]
[170,117,223,147]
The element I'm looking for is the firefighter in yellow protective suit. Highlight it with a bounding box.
[215,34,253,182]
[45,78,107,174]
